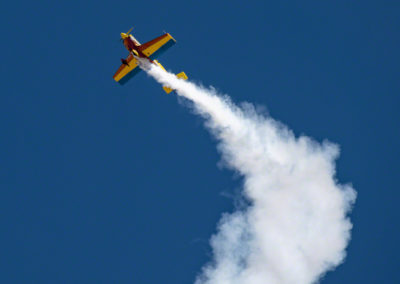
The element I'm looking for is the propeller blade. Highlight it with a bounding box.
[126,27,133,35]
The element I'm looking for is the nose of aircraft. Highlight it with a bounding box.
[120,33,128,39]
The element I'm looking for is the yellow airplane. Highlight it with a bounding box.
[113,28,187,93]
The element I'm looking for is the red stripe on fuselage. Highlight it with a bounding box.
[123,38,152,62]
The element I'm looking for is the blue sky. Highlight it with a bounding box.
[1,1,399,283]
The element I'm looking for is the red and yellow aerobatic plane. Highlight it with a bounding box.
[113,27,187,93]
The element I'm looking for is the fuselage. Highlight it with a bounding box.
[123,35,139,51]
[123,35,153,62]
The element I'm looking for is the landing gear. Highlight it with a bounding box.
[121,58,129,66]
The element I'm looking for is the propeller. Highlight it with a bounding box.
[126,27,133,35]
[119,27,134,42]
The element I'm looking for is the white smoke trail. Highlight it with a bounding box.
[140,61,356,284]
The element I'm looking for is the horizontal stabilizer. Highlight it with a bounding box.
[163,71,188,94]
[176,71,188,80]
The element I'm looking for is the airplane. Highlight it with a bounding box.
[113,27,188,93]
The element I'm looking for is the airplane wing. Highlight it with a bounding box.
[113,54,141,85]
[139,33,176,60]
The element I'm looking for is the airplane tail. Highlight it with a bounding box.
[162,72,187,94]
[176,71,188,80]
[153,60,187,94]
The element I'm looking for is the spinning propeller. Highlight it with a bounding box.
[120,27,134,41]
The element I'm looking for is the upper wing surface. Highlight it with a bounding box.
[113,54,141,85]
[139,33,176,59]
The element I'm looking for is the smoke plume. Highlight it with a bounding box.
[140,61,356,284]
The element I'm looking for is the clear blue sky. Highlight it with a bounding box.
[1,1,399,283]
